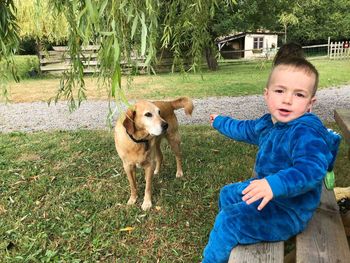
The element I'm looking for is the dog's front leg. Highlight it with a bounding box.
[124,163,138,205]
[141,163,155,211]
[166,133,183,177]
[154,139,163,174]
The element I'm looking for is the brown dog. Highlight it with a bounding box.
[114,97,194,210]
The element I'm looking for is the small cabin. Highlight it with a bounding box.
[216,32,279,59]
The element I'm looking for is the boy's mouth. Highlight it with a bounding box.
[278,108,291,114]
[279,108,291,112]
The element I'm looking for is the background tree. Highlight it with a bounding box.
[288,0,350,44]
[279,12,298,43]
[0,0,20,100]
[14,0,68,52]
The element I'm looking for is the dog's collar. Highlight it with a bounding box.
[126,131,149,151]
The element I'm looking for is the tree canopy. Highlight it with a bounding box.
[1,0,350,108]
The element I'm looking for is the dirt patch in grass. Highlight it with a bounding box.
[6,78,107,103]
[17,153,41,162]
[5,75,172,103]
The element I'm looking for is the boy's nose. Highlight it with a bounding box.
[283,94,293,104]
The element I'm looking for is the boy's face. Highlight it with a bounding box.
[264,65,316,124]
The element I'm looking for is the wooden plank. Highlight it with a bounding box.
[296,184,350,263]
[229,242,284,262]
[39,53,98,62]
[335,108,350,158]
[52,45,99,51]
[335,109,350,142]
[41,65,99,73]
[40,68,99,74]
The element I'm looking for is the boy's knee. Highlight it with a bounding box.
[219,182,246,208]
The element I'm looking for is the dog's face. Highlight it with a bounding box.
[123,100,168,139]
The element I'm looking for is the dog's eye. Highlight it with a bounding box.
[158,110,161,115]
[145,112,152,117]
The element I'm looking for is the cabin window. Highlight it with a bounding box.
[253,37,264,49]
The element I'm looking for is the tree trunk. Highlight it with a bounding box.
[205,47,218,71]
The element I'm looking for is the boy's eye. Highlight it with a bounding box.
[145,112,152,117]
[296,93,305,98]
[274,89,283,93]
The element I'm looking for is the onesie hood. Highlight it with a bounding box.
[287,113,341,171]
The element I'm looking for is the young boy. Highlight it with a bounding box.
[202,57,341,263]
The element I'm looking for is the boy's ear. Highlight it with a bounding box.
[308,97,317,112]
[263,88,269,98]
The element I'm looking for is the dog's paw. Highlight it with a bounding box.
[141,200,152,211]
[127,196,137,205]
[176,171,183,178]
[154,169,159,175]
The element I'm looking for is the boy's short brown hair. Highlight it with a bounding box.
[267,57,319,97]
[273,42,304,66]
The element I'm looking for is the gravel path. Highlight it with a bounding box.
[1,85,349,133]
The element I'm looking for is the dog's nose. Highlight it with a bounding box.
[162,122,168,131]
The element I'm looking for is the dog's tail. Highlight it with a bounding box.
[170,97,194,116]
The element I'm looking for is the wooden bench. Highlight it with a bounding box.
[334,109,350,160]
[229,183,350,262]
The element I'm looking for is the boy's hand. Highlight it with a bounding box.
[242,179,273,210]
[209,114,218,126]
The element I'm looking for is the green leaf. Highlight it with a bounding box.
[85,0,98,24]
[100,31,115,36]
[113,39,120,64]
[99,0,109,17]
[140,12,147,56]
[131,15,138,40]
[111,64,121,97]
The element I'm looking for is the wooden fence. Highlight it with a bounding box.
[218,40,350,62]
[39,45,99,74]
[329,41,350,59]
[39,46,192,75]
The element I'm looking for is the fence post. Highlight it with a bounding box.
[328,37,330,58]
[330,42,333,59]
[335,42,340,59]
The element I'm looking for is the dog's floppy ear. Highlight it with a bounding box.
[123,108,136,135]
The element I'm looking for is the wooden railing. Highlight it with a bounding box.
[39,46,193,75]
[329,41,350,60]
[39,45,100,74]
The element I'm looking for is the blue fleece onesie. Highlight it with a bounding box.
[202,113,341,263]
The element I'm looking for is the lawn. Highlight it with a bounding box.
[1,124,350,262]
[1,57,350,262]
[2,57,350,103]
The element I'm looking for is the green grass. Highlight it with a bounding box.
[90,59,350,100]
[2,57,350,102]
[1,124,349,262]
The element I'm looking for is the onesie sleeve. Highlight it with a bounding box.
[265,126,330,198]
[212,115,261,145]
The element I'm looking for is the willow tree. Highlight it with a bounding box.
[14,0,69,49]
[0,0,20,100]
[1,0,234,108]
